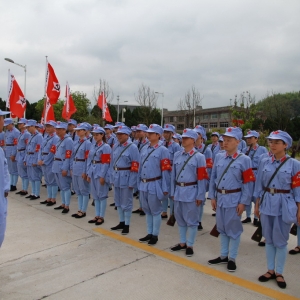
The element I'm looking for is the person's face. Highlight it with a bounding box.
[6,123,13,131]
[223,136,239,153]
[148,132,160,143]
[27,125,36,134]
[0,116,4,131]
[196,133,203,146]
[56,128,66,138]
[67,124,75,132]
[76,129,86,138]
[105,129,112,136]
[173,138,179,144]
[163,131,172,141]
[116,133,128,144]
[18,123,25,130]
[219,141,224,150]
[246,136,257,146]
[46,124,55,134]
[268,139,287,155]
[211,135,218,143]
[93,132,103,143]
[182,137,194,149]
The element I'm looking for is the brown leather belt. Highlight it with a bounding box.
[264,187,290,194]
[217,188,242,194]
[141,176,162,183]
[92,160,101,164]
[114,167,131,171]
[252,168,257,170]
[75,158,85,162]
[27,152,34,155]
[176,181,197,187]
[42,152,49,155]
[6,144,15,146]
[54,158,62,161]
[18,148,25,152]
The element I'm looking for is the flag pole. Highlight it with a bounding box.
[6,69,10,113]
[42,56,48,123]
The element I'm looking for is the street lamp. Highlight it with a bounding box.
[155,92,164,127]
[4,58,27,117]
[121,108,126,123]
[116,95,128,122]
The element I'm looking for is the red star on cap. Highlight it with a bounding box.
[227,128,232,132]
[150,125,153,128]
[248,131,251,134]
[273,131,279,134]
[166,125,169,128]
[183,129,187,133]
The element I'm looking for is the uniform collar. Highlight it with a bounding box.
[121,141,129,147]
[212,142,219,146]
[149,142,160,149]
[97,141,103,147]
[79,138,87,143]
[142,138,148,144]
[272,154,287,163]
[182,148,195,156]
[248,144,258,151]
[226,151,239,159]
[197,144,204,150]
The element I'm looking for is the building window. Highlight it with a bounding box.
[201,123,208,128]
[220,113,229,119]
[177,124,184,130]
[211,114,218,119]
[169,117,174,122]
[210,122,218,128]
[203,114,209,120]
[178,116,184,122]
[220,122,229,128]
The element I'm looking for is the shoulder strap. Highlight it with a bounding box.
[74,140,87,157]
[176,152,197,181]
[114,143,133,167]
[250,146,259,159]
[202,144,208,154]
[142,145,162,167]
[260,157,291,205]
[216,154,243,190]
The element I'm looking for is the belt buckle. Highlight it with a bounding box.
[142,179,147,183]
[93,160,96,164]
[221,189,226,195]
[114,167,118,171]
[180,182,184,187]
[270,188,275,194]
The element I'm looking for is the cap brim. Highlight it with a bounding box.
[223,133,238,139]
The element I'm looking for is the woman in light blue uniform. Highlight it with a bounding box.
[254,130,300,289]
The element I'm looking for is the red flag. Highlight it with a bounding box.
[7,70,26,118]
[62,82,77,120]
[97,92,112,122]
[41,98,55,124]
[46,62,60,105]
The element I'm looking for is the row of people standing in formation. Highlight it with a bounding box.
[0,115,299,290]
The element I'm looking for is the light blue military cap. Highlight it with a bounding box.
[18,118,27,124]
[146,124,163,135]
[56,121,68,130]
[223,127,242,140]
[4,118,14,126]
[113,122,125,128]
[211,131,220,137]
[163,124,176,133]
[136,124,148,132]
[131,126,137,132]
[67,119,77,126]
[116,125,131,135]
[104,124,114,130]
[25,119,37,127]
[45,120,57,127]
[266,130,293,149]
[244,130,259,138]
[0,109,10,116]
[182,128,198,142]
[194,125,206,137]
[91,125,105,134]
[74,123,89,131]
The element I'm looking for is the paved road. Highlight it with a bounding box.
[0,185,299,300]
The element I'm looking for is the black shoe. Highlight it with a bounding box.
[95,218,104,225]
[111,222,125,231]
[25,194,34,199]
[289,246,300,255]
[62,208,69,214]
[212,213,216,217]
[75,212,86,219]
[121,225,129,235]
[40,200,49,204]
[109,187,112,191]
[148,235,158,246]
[54,205,65,210]
[72,212,80,217]
[88,217,99,224]
[10,185,17,191]
[227,260,236,272]
[10,185,13,191]
[170,244,187,251]
[139,211,145,216]
[253,219,259,227]
[242,217,251,224]
[276,275,287,289]
[161,214,168,219]
[91,200,95,206]
[114,206,117,210]
[186,247,194,257]
[46,201,56,206]
[198,222,203,231]
[71,191,75,195]
[258,241,266,247]
[208,257,228,265]
[42,184,47,187]
[133,192,138,197]
[139,234,152,243]
[258,272,276,282]
[15,191,23,195]
[110,203,115,207]
[30,195,40,200]
[132,209,141,214]
[20,191,28,196]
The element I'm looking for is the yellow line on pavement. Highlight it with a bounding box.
[94,228,298,300]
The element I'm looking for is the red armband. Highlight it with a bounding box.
[25,138,28,145]
[101,153,111,164]
[13,138,18,145]
[131,161,139,172]
[85,150,89,159]
[206,158,213,168]
[197,167,209,180]
[35,144,41,152]
[160,158,172,171]
[0,140,4,146]
[292,171,300,188]
[242,168,255,183]
[50,145,56,154]
[65,150,72,159]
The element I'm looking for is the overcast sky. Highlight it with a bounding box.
[0,0,299,111]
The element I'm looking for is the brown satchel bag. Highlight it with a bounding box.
[210,224,220,237]
[251,222,263,242]
[290,223,297,236]
[167,213,176,226]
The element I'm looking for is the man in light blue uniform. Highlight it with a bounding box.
[4,118,20,191]
[52,122,74,214]
[170,129,207,257]
[67,119,79,142]
[194,125,213,230]
[161,124,181,219]
[70,123,92,218]
[24,120,43,200]
[242,130,268,226]
[207,132,220,161]
[0,109,11,247]
[208,127,255,272]
[38,120,60,206]
[15,118,31,196]
[138,124,171,245]
[110,125,140,235]
[104,124,116,148]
